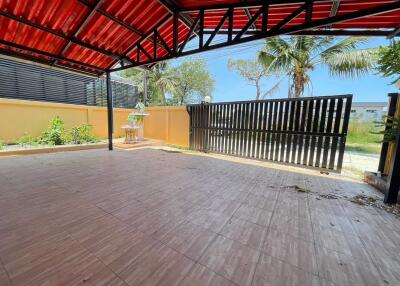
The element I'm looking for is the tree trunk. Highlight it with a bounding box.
[256,84,260,100]
[292,71,305,98]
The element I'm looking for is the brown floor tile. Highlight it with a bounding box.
[199,235,260,286]
[180,263,236,286]
[253,253,320,286]
[0,149,398,286]
[316,245,384,286]
[187,209,231,233]
[233,204,273,227]
[118,242,194,286]
[160,221,217,261]
[220,217,266,250]
[261,229,318,275]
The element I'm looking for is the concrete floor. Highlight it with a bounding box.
[0,148,399,286]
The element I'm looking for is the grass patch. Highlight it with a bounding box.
[345,119,383,154]
[345,143,381,155]
[347,119,383,145]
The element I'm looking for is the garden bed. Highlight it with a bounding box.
[0,142,107,157]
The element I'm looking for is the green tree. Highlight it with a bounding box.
[228,58,281,100]
[258,36,375,98]
[376,40,400,84]
[121,62,176,105]
[170,59,215,105]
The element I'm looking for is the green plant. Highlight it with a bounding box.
[374,116,400,143]
[0,140,4,150]
[70,124,99,144]
[376,40,400,84]
[17,133,39,146]
[39,116,67,145]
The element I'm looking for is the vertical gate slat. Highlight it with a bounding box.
[268,102,275,160]
[242,103,251,156]
[255,102,263,159]
[329,98,343,170]
[322,99,336,168]
[239,103,245,156]
[280,101,289,162]
[220,104,225,153]
[276,101,284,161]
[336,96,352,172]
[297,100,307,164]
[309,99,321,166]
[265,101,273,160]
[303,99,314,164]
[291,101,300,163]
[260,102,268,160]
[234,103,239,155]
[315,99,328,167]
[251,102,258,158]
[286,100,295,163]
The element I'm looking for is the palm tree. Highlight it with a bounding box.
[121,62,176,105]
[147,62,176,105]
[258,36,376,98]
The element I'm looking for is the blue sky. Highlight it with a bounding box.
[170,36,397,103]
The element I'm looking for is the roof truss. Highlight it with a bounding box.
[0,0,398,76]
[111,0,400,72]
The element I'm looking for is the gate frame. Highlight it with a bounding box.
[187,94,353,173]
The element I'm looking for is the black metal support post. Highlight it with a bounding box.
[106,72,114,151]
[384,123,400,204]
[378,93,398,173]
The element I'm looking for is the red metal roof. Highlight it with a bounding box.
[0,0,399,76]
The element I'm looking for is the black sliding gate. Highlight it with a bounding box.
[187,95,352,172]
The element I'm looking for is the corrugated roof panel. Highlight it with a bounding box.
[0,0,398,75]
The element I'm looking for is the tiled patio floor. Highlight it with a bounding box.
[0,148,399,286]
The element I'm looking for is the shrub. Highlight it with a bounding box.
[17,133,39,146]
[0,140,4,150]
[70,124,99,144]
[39,116,67,145]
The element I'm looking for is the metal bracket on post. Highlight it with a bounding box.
[106,72,114,151]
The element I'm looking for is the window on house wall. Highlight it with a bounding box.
[351,110,356,113]
[366,110,377,113]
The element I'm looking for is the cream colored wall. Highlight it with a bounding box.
[0,98,190,147]
[144,106,189,148]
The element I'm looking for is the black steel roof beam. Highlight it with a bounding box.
[179,14,200,53]
[107,15,172,70]
[157,0,198,34]
[110,1,400,71]
[205,9,230,47]
[234,6,263,40]
[244,8,257,30]
[388,26,400,39]
[269,3,306,33]
[0,11,133,65]
[178,0,330,12]
[203,29,395,37]
[329,0,341,17]
[54,0,104,66]
[156,30,174,56]
[78,0,144,36]
[0,39,105,72]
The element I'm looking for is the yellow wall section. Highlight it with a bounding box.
[0,98,190,147]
